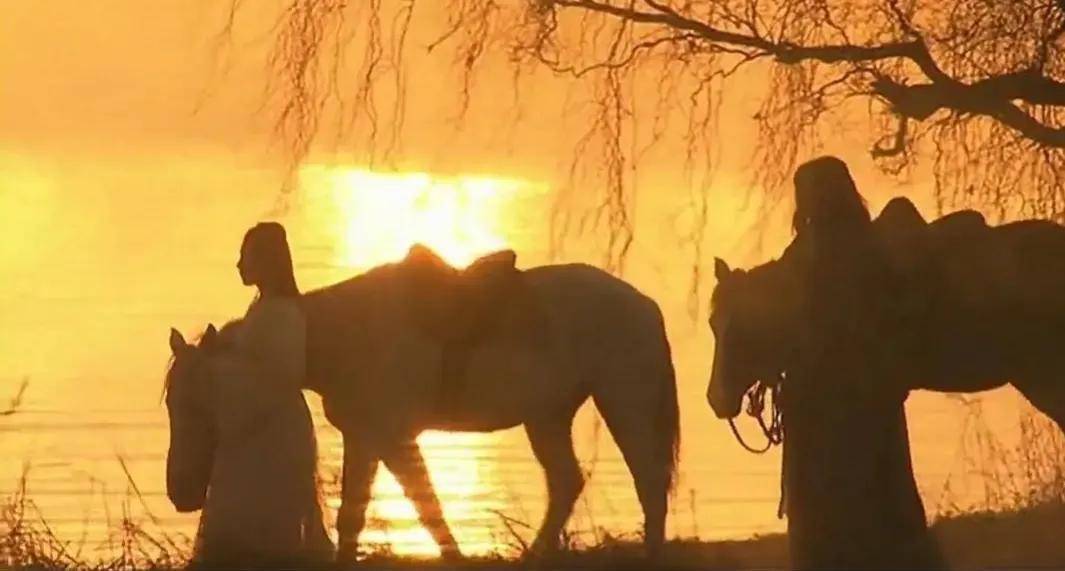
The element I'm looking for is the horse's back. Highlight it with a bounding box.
[996,218,1065,256]
[992,220,1065,309]
[521,263,671,375]
[942,217,1065,298]
[523,263,665,332]
[879,207,1065,309]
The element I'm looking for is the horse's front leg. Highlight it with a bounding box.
[381,437,462,560]
[337,435,378,564]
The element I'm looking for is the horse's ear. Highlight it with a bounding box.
[169,328,188,355]
[714,257,731,281]
[202,324,219,350]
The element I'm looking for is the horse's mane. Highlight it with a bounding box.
[216,318,243,341]
[299,260,410,384]
[712,255,799,313]
[163,356,178,403]
[303,264,390,297]
[300,261,402,316]
[301,245,452,313]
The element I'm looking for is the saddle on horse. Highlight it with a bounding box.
[874,198,1007,310]
[875,197,992,276]
[402,244,522,344]
[400,245,525,412]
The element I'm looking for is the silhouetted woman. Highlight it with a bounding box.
[782,157,942,570]
[193,222,333,568]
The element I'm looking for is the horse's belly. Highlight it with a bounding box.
[425,343,579,432]
[904,313,1013,391]
[424,415,524,433]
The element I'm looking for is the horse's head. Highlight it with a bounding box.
[164,325,222,415]
[707,257,801,419]
[164,325,226,513]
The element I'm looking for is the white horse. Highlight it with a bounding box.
[165,322,332,568]
[300,248,680,560]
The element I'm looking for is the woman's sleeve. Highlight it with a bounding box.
[242,302,307,394]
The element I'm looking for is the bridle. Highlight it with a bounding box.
[727,373,788,519]
[726,375,784,454]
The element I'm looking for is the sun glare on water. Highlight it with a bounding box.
[300,166,542,557]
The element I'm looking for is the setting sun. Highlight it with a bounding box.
[299,166,535,270]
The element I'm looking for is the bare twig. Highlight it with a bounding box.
[1,378,28,417]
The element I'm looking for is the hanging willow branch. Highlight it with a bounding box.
[231,0,1065,283]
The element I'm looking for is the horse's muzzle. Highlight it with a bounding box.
[707,381,742,419]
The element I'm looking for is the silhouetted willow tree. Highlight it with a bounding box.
[246,0,1065,271]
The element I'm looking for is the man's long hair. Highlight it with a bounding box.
[791,156,871,237]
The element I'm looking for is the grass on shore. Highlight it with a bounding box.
[5,490,1065,570]
[349,500,1065,570]
[4,397,1065,569]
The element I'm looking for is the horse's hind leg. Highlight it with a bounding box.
[380,438,462,559]
[525,411,584,555]
[337,436,379,564]
[592,389,671,556]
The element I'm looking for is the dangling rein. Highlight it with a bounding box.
[727,379,784,454]
[727,377,787,518]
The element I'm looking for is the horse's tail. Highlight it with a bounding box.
[658,321,681,495]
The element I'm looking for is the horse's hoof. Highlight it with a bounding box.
[440,546,464,562]
[522,542,560,564]
[335,545,359,568]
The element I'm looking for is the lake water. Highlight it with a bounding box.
[0,150,1035,559]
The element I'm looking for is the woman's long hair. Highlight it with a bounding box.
[244,222,300,297]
